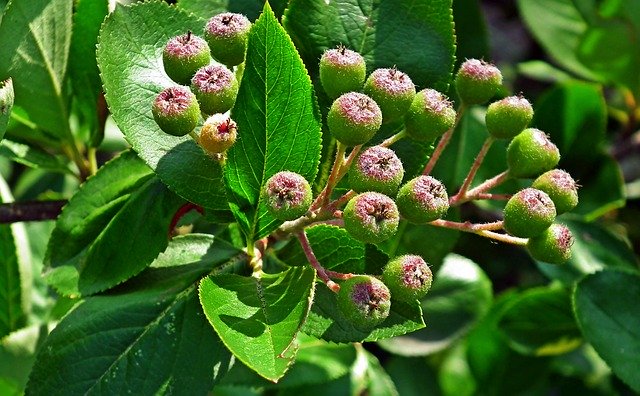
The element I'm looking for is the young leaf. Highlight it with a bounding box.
[199,266,316,382]
[224,3,322,241]
[0,78,13,142]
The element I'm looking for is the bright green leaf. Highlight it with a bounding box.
[0,78,13,141]
[0,140,71,174]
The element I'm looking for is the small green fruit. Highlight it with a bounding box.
[204,12,251,66]
[327,92,382,146]
[363,68,416,123]
[404,89,456,142]
[162,32,211,85]
[382,255,433,302]
[152,86,200,136]
[319,46,366,99]
[527,223,573,264]
[503,188,556,238]
[337,275,391,329]
[343,192,399,244]
[507,128,560,178]
[455,59,502,105]
[264,171,312,221]
[349,146,404,196]
[199,114,237,154]
[531,169,578,214]
[191,65,239,115]
[485,95,533,139]
[396,176,449,223]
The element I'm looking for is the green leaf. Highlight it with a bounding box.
[0,325,44,392]
[452,0,489,69]
[43,151,186,297]
[27,237,243,395]
[378,254,492,356]
[97,1,232,220]
[0,140,71,174]
[199,266,316,382]
[574,269,640,392]
[224,3,322,241]
[282,0,455,91]
[0,0,72,139]
[497,287,581,356]
[176,0,288,20]
[385,357,442,396]
[0,78,13,141]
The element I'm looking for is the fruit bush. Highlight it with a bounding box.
[0,0,639,395]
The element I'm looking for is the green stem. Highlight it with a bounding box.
[87,147,98,176]
[380,130,407,147]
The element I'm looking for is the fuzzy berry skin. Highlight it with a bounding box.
[327,92,382,146]
[204,13,251,66]
[162,32,211,85]
[264,171,312,221]
[382,255,433,302]
[404,89,456,142]
[337,275,391,329]
[349,146,404,196]
[319,47,366,99]
[396,176,449,224]
[485,95,534,139]
[363,68,416,123]
[531,169,578,215]
[455,59,502,105]
[152,86,200,136]
[507,128,560,179]
[199,114,237,154]
[527,223,573,264]
[343,192,400,244]
[191,65,239,115]
[503,188,556,238]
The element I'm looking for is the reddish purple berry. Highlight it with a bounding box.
[152,86,200,136]
[349,146,404,196]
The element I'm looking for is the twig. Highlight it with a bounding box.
[450,136,495,204]
[0,200,67,223]
[422,104,466,175]
[297,231,340,292]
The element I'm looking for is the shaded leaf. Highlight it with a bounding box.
[176,0,288,20]
[0,140,71,174]
[0,78,13,141]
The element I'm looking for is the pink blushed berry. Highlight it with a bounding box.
[199,114,237,154]
[152,86,200,137]
[349,146,404,196]
[404,88,456,142]
[503,187,556,238]
[455,59,503,105]
[337,275,391,329]
[396,176,449,223]
[383,255,433,302]
[264,171,312,221]
[319,46,367,99]
[162,32,211,85]
[205,13,251,66]
[191,65,239,115]
[343,192,400,243]
[527,223,574,264]
[327,92,382,146]
[364,68,416,122]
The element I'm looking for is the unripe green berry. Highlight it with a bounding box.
[396,176,449,224]
[507,128,560,178]
[527,223,574,264]
[503,188,556,238]
[152,86,200,136]
[455,59,502,105]
[404,89,456,142]
[343,192,399,244]
[319,46,366,99]
[363,68,416,123]
[204,12,251,67]
[485,95,534,139]
[337,275,391,329]
[327,92,382,146]
[191,65,239,115]
[382,255,433,302]
[162,32,211,85]
[531,169,578,214]
[349,146,404,196]
[264,171,312,221]
[199,114,237,154]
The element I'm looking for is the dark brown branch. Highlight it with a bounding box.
[0,200,66,223]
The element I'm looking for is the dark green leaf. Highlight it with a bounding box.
[574,270,640,392]
[0,78,13,141]
[199,266,316,382]
[452,0,490,68]
[0,140,71,174]
[176,0,288,20]
[386,357,442,396]
[224,3,322,240]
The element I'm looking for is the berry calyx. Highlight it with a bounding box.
[319,46,366,99]
[343,192,400,244]
[382,255,433,302]
[485,95,534,139]
[349,146,404,196]
[526,223,573,264]
[199,114,237,154]
[337,275,391,329]
[404,89,456,142]
[327,92,382,146]
[204,12,251,66]
[531,169,578,214]
[507,128,561,178]
[363,68,416,123]
[264,171,312,221]
[162,32,211,85]
[396,176,449,224]
[503,188,556,238]
[191,65,239,115]
[455,59,502,105]
[152,86,200,137]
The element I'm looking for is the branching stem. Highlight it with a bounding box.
[450,136,495,204]
[423,104,466,175]
[297,231,340,292]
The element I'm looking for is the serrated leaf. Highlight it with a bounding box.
[0,78,13,142]
[176,0,288,20]
[199,266,316,382]
[43,151,186,297]
[97,1,232,220]
[224,3,322,241]
[0,140,71,174]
